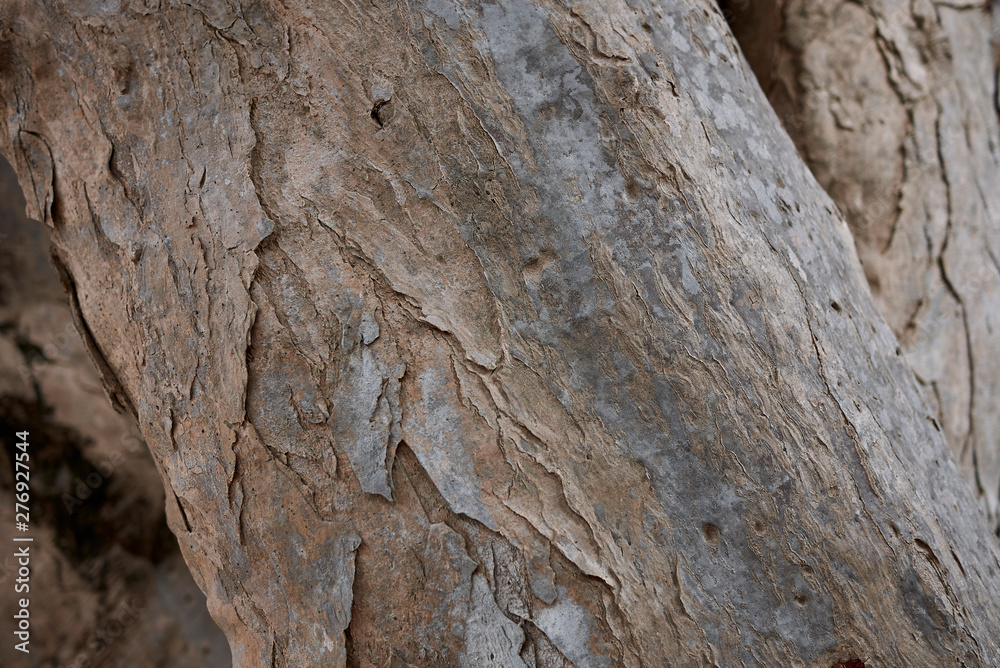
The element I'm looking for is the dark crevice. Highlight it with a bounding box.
[174,491,192,532]
[343,607,356,668]
[716,0,784,95]
[370,99,389,127]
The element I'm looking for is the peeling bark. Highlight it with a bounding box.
[2,0,1000,666]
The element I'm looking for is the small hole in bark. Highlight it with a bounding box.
[753,520,765,534]
[703,523,721,544]
[830,301,842,312]
[794,594,807,605]
[831,660,865,668]
[370,100,389,127]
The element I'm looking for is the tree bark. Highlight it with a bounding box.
[2,0,1000,666]
[727,0,1000,530]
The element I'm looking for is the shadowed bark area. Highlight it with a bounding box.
[727,0,1000,530]
[2,0,1000,666]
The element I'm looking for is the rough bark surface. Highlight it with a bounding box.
[0,158,230,667]
[731,0,1000,527]
[2,0,1000,666]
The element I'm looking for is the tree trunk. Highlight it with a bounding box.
[726,0,1000,529]
[2,0,1000,666]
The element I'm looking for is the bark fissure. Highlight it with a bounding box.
[933,102,981,501]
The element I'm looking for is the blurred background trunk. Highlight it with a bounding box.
[724,0,1000,530]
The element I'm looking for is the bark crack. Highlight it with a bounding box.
[934,102,981,499]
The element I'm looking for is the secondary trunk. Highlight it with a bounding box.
[2,0,999,666]
[726,0,1000,529]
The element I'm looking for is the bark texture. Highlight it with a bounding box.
[0,158,230,667]
[730,0,1000,526]
[2,0,1000,666]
